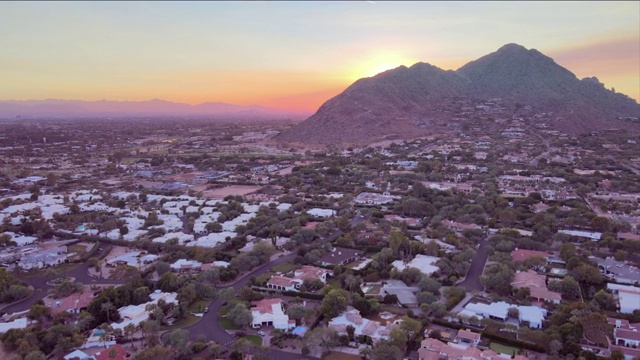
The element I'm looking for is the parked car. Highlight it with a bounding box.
[204,307,209,313]
[257,331,266,336]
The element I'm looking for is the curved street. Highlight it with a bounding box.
[3,244,125,315]
[4,219,365,359]
[185,217,364,359]
[458,237,489,292]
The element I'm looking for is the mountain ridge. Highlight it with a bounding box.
[276,43,640,145]
[0,99,311,119]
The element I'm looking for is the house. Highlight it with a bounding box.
[328,307,397,343]
[459,301,547,329]
[382,279,419,307]
[110,290,178,330]
[418,337,529,360]
[64,349,95,360]
[94,344,129,360]
[266,276,299,292]
[266,265,332,292]
[0,317,28,334]
[607,283,640,314]
[318,247,362,266]
[414,235,458,254]
[307,208,336,218]
[250,298,295,330]
[392,254,441,276]
[17,246,67,270]
[47,291,95,314]
[609,318,640,348]
[558,229,602,241]
[456,329,481,347]
[592,257,640,285]
[170,259,203,273]
[354,192,397,205]
[106,251,158,268]
[511,270,562,304]
[384,215,421,227]
[1,232,37,246]
[294,265,332,283]
[618,232,640,241]
[442,220,482,232]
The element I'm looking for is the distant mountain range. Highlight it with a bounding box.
[0,99,311,120]
[277,43,640,145]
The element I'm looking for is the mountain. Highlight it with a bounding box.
[277,43,640,145]
[0,99,310,120]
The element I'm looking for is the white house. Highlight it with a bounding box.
[354,192,397,205]
[110,290,178,331]
[170,259,203,272]
[266,265,332,292]
[250,298,295,330]
[307,208,336,218]
[0,317,28,334]
[392,255,441,276]
[64,349,95,360]
[17,246,67,270]
[1,232,37,246]
[558,229,602,241]
[607,283,640,314]
[459,301,547,329]
[328,307,398,343]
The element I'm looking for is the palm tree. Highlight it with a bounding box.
[99,323,113,348]
[344,274,361,295]
[124,324,135,349]
[101,301,115,323]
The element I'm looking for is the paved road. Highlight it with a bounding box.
[185,215,365,359]
[4,241,124,313]
[457,237,489,292]
[185,252,319,359]
[528,126,552,167]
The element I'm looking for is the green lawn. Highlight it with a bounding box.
[327,278,342,289]
[67,244,88,258]
[161,314,200,331]
[241,335,263,347]
[272,262,297,273]
[188,299,211,313]
[219,317,242,330]
[490,342,519,356]
[255,271,275,285]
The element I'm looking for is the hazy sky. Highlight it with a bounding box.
[1,1,638,111]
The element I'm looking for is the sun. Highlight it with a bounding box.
[354,51,414,79]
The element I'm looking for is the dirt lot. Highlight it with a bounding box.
[192,185,262,199]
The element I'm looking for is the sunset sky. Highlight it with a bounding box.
[1,1,638,111]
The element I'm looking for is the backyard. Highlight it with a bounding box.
[490,342,519,356]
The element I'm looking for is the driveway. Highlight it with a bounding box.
[457,238,489,292]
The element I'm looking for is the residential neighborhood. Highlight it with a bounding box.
[0,109,639,360]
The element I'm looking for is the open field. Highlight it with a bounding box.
[197,185,262,199]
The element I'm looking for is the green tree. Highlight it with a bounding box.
[163,329,191,358]
[320,289,348,319]
[480,264,514,296]
[303,327,339,354]
[572,264,603,285]
[27,304,50,322]
[371,340,402,360]
[227,303,252,328]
